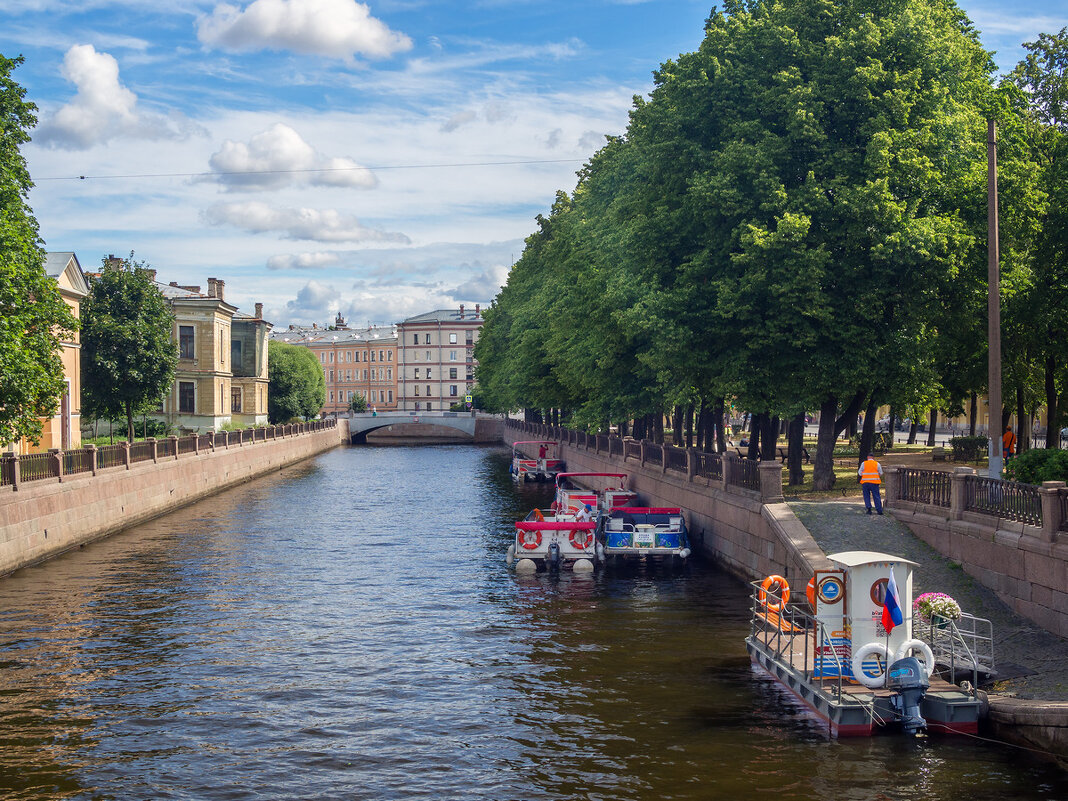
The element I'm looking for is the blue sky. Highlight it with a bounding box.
[4,0,1066,328]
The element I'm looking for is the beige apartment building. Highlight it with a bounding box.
[154,277,271,432]
[271,315,398,416]
[396,305,483,412]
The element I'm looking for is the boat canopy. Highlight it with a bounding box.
[827,551,919,568]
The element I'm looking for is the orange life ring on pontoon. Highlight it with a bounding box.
[759,574,790,612]
[533,509,544,522]
[806,576,816,607]
[569,529,594,550]
[518,529,543,550]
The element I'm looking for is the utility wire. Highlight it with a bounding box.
[36,158,586,182]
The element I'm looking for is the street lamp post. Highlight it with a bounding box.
[987,118,1003,479]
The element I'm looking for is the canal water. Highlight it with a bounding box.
[0,444,1066,800]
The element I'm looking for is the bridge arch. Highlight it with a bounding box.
[344,412,477,443]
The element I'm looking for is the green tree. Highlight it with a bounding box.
[81,254,178,442]
[0,55,78,446]
[267,340,325,423]
[349,393,367,413]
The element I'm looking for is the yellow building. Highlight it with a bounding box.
[153,276,271,432]
[22,253,89,453]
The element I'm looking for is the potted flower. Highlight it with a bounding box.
[913,592,962,627]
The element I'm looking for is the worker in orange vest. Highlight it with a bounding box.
[858,453,883,515]
[1003,425,1017,460]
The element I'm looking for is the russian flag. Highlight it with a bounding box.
[881,568,904,633]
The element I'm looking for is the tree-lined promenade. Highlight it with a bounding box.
[475,0,1068,491]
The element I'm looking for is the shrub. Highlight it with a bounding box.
[1004,448,1068,484]
[949,435,988,462]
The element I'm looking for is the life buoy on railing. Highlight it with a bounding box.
[569,530,594,550]
[550,501,559,512]
[806,576,816,607]
[851,642,891,688]
[518,529,543,550]
[894,639,935,678]
[533,509,544,522]
[758,575,791,612]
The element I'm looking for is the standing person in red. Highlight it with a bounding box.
[858,453,883,515]
[1002,425,1017,460]
[538,443,547,460]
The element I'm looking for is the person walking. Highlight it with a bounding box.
[858,453,883,515]
[1003,425,1017,460]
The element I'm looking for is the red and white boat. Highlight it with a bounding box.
[551,472,638,516]
[509,440,565,482]
[507,507,598,572]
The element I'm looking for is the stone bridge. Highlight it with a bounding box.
[345,411,478,443]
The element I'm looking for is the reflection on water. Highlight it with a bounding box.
[0,445,1064,800]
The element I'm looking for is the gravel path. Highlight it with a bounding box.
[788,497,1068,701]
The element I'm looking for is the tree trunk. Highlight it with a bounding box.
[858,397,877,465]
[748,413,764,460]
[1016,385,1029,454]
[887,404,897,449]
[685,402,695,448]
[672,405,683,446]
[762,415,779,461]
[713,401,726,453]
[969,392,978,437]
[1046,355,1060,448]
[812,391,865,491]
[788,413,805,485]
[926,408,938,447]
[125,402,135,443]
[908,420,918,444]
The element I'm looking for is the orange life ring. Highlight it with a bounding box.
[550,501,559,512]
[759,574,790,612]
[569,530,594,550]
[519,529,542,550]
[533,509,544,522]
[806,576,816,607]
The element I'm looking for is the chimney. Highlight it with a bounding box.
[105,254,122,270]
[459,304,465,319]
[206,277,224,300]
[170,281,179,287]
[475,303,480,318]
[255,302,263,319]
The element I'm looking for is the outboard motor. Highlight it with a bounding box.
[546,541,561,570]
[886,657,929,735]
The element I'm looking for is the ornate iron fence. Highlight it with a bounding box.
[644,442,663,463]
[966,476,1041,526]
[901,469,951,507]
[697,452,722,481]
[98,444,126,470]
[129,441,154,463]
[178,436,197,455]
[157,438,176,458]
[610,436,624,457]
[665,446,688,473]
[20,452,57,482]
[736,458,760,492]
[624,440,641,460]
[63,448,94,476]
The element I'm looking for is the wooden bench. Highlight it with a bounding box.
[777,447,811,464]
[737,447,760,460]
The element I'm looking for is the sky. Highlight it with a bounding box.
[4,0,1067,330]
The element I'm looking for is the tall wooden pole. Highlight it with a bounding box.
[987,119,1003,479]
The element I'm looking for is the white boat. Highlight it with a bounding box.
[601,507,692,563]
[551,472,638,515]
[509,440,564,482]
[507,507,597,571]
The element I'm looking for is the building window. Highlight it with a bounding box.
[425,351,431,360]
[449,368,457,379]
[387,351,393,361]
[414,368,420,378]
[355,351,360,362]
[371,350,376,362]
[231,387,242,412]
[179,326,195,359]
[379,350,384,362]
[426,369,432,379]
[387,368,392,380]
[330,352,335,363]
[413,334,419,345]
[450,385,458,396]
[414,386,420,396]
[415,401,420,411]
[363,369,368,379]
[388,390,393,402]
[449,351,457,361]
[426,384,431,396]
[231,339,242,368]
[426,402,432,410]
[449,333,457,344]
[330,391,335,402]
[425,334,431,344]
[179,381,195,413]
[329,370,334,382]
[320,352,325,363]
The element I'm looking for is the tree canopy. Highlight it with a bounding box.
[0,55,78,447]
[267,340,325,423]
[81,254,178,442]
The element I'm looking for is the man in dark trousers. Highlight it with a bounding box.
[858,453,883,515]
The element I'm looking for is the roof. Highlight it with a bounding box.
[827,551,919,568]
[399,309,484,325]
[270,324,397,346]
[44,252,90,296]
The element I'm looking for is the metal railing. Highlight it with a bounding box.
[610,437,624,457]
[1062,492,1068,532]
[922,613,994,687]
[966,476,1041,526]
[901,469,951,507]
[735,458,760,491]
[665,445,688,473]
[697,452,722,481]
[644,442,663,463]
[1,420,337,490]
[624,440,641,460]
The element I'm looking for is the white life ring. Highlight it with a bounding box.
[851,642,891,688]
[894,639,935,678]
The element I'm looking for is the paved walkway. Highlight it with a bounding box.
[789,498,1068,701]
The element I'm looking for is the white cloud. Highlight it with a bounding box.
[35,44,194,149]
[204,200,411,243]
[440,110,477,132]
[208,123,377,190]
[197,0,413,60]
[445,266,508,301]
[266,251,342,270]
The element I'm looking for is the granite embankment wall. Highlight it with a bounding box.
[505,420,831,583]
[0,422,345,576]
